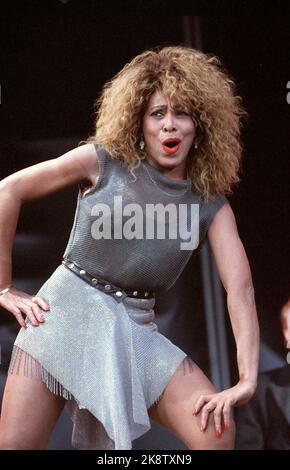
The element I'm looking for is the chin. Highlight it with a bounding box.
[158,158,179,167]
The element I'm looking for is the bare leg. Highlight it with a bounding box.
[0,373,66,449]
[148,356,235,450]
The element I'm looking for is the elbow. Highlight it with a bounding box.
[241,282,255,298]
[227,281,256,306]
[226,277,255,296]
[0,177,22,205]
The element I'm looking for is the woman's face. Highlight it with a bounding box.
[142,91,196,180]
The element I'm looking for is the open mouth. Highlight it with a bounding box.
[162,138,181,155]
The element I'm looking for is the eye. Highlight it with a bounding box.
[151,110,164,117]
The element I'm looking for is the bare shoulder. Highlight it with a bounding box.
[208,202,238,241]
[208,202,241,254]
[58,143,99,186]
[208,203,253,291]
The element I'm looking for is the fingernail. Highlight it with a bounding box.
[33,321,39,326]
[200,425,204,432]
[39,316,45,322]
[192,408,196,415]
[224,423,230,431]
[22,323,27,329]
[46,307,50,311]
[215,429,221,438]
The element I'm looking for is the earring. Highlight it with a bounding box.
[139,139,145,150]
[194,141,198,150]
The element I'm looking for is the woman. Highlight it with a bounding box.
[0,46,259,450]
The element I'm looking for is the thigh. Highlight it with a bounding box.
[0,372,66,449]
[148,356,235,450]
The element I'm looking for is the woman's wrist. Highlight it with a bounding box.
[238,377,257,393]
[0,284,13,296]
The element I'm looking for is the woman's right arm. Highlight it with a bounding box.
[0,143,99,328]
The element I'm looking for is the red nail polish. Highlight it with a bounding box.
[224,423,230,431]
[200,425,204,432]
[215,430,221,438]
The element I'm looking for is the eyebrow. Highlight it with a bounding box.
[149,104,167,111]
[149,104,187,112]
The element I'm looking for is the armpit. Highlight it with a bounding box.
[79,176,100,197]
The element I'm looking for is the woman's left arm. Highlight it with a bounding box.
[193,202,260,434]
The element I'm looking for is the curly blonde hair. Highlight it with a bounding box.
[84,45,248,202]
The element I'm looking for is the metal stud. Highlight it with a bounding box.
[91,278,98,284]
[133,291,138,296]
[69,263,75,269]
[144,292,148,297]
[80,269,86,275]
[115,291,122,297]
[105,284,111,290]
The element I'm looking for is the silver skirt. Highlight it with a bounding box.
[8,264,187,450]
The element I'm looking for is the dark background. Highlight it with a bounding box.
[0,3,289,449]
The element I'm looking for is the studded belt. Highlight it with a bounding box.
[61,258,155,304]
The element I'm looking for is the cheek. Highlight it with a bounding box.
[182,121,196,140]
[188,122,196,136]
[142,118,150,135]
[143,121,158,140]
[184,128,195,145]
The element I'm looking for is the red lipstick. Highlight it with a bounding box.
[162,138,181,155]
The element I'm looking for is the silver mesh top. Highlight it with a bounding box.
[63,144,228,292]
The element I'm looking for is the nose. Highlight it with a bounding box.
[162,112,177,132]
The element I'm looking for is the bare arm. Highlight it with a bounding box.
[0,143,99,326]
[207,203,259,388]
[193,203,260,435]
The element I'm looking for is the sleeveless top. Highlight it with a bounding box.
[63,144,228,292]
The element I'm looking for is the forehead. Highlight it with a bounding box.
[147,91,169,108]
[146,90,191,112]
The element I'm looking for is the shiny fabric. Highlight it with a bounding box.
[63,144,228,292]
[9,143,228,450]
[10,264,187,450]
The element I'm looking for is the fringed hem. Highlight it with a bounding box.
[7,344,182,449]
[148,389,165,409]
[8,344,169,410]
[147,353,187,411]
[8,345,72,400]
